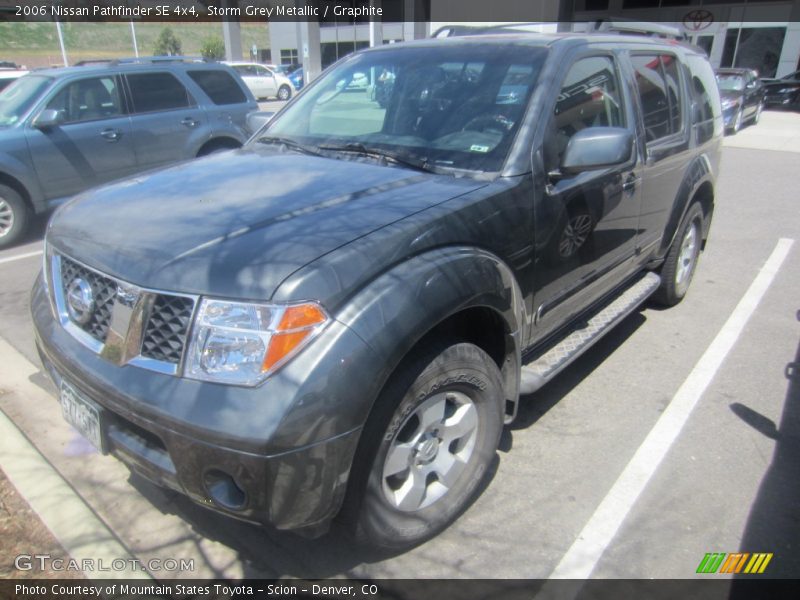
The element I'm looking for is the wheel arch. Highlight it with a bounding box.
[196,136,242,157]
[336,246,526,427]
[658,155,716,258]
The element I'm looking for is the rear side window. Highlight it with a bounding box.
[126,72,191,113]
[686,54,722,144]
[188,70,247,105]
[631,54,683,143]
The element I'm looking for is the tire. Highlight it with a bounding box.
[0,184,31,249]
[753,101,763,124]
[346,342,504,550]
[652,202,705,307]
[277,85,291,101]
[732,107,744,134]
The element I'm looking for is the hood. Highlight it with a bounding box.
[48,147,484,300]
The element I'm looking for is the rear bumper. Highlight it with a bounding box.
[31,273,368,531]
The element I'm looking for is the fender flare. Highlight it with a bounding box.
[658,153,715,258]
[335,245,527,415]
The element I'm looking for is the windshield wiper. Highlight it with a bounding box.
[257,135,322,157]
[318,142,433,173]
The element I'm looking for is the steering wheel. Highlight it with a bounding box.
[462,114,514,134]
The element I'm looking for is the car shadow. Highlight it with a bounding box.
[728,324,800,591]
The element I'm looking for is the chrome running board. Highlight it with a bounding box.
[520,272,661,395]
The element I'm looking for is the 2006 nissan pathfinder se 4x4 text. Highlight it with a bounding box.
[32,33,722,550]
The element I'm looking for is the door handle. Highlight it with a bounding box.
[181,117,198,128]
[622,174,639,193]
[100,128,121,142]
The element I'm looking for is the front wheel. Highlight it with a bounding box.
[0,184,31,249]
[652,202,705,307]
[348,342,504,550]
[753,101,764,124]
[277,85,291,101]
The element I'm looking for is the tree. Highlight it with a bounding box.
[153,27,182,56]
[200,37,226,61]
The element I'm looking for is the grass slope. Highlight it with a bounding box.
[0,22,270,67]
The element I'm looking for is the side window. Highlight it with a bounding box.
[631,54,683,143]
[187,70,247,105]
[552,55,624,162]
[256,66,272,77]
[660,54,683,135]
[46,77,123,123]
[126,72,191,113]
[686,54,721,144]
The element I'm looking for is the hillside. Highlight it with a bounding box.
[0,22,271,67]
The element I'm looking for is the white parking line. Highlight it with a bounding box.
[0,249,43,265]
[0,338,150,580]
[549,237,794,580]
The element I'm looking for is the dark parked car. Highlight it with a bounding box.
[715,68,764,133]
[0,57,257,247]
[32,34,721,550]
[761,69,800,111]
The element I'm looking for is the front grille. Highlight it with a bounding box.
[60,256,117,342]
[55,252,196,372]
[141,294,195,364]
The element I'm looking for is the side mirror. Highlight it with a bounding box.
[246,111,274,134]
[560,127,633,175]
[32,109,62,129]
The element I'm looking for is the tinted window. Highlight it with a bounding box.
[687,55,721,144]
[660,54,683,135]
[46,76,123,123]
[0,78,15,92]
[631,54,682,142]
[188,70,247,105]
[127,72,191,113]
[552,56,624,162]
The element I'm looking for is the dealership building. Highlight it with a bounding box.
[263,0,800,80]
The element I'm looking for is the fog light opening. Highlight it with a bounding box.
[204,469,247,510]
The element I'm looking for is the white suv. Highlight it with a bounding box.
[224,62,294,101]
[0,68,28,92]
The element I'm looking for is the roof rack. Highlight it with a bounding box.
[589,20,686,40]
[74,56,215,67]
[430,23,552,38]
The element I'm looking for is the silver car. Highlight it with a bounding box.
[224,62,295,101]
[0,57,257,247]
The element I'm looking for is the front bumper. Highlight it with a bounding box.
[31,273,371,531]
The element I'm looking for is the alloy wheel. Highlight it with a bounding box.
[381,391,479,512]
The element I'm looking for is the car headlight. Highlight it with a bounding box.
[721,98,740,110]
[185,299,328,386]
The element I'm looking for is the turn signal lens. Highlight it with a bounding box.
[278,303,327,331]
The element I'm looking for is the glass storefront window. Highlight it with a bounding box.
[721,27,786,78]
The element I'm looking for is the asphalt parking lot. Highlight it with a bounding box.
[0,111,798,580]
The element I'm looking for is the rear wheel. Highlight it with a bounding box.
[653,202,705,307]
[0,184,30,249]
[277,85,291,101]
[347,342,504,550]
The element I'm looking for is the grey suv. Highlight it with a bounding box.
[32,34,722,550]
[0,58,257,247]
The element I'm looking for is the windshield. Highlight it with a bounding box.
[0,75,52,127]
[254,44,547,173]
[716,74,745,92]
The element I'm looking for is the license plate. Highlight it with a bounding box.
[59,380,105,453]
